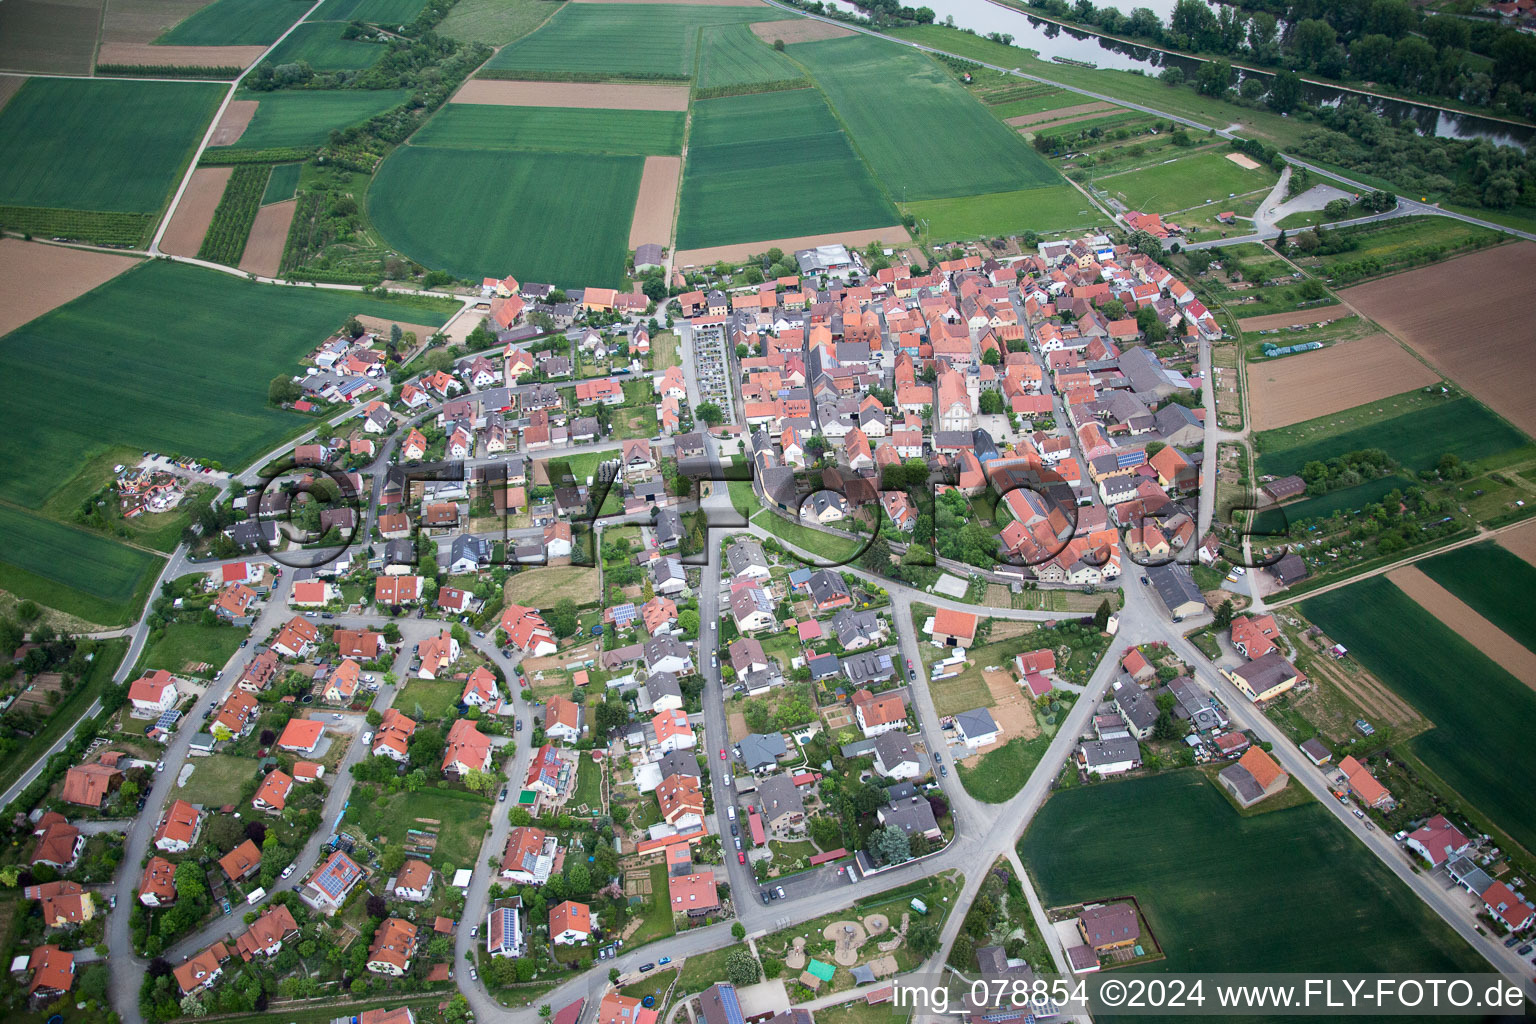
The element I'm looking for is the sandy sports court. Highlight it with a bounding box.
[1237,304,1350,331]
[749,18,851,42]
[1246,332,1439,431]
[159,166,231,258]
[210,99,259,146]
[676,225,906,268]
[1227,152,1262,170]
[1005,101,1115,127]
[450,78,689,111]
[0,238,141,337]
[1341,242,1536,438]
[237,198,295,278]
[629,155,680,248]
[97,42,266,67]
[1389,565,1536,689]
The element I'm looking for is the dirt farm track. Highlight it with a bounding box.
[1341,242,1536,438]
[1246,332,1439,431]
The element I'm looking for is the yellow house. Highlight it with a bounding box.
[1222,651,1303,702]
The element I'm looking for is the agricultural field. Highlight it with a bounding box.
[1303,578,1536,855]
[1246,333,1440,432]
[210,88,412,151]
[437,0,564,46]
[790,34,1061,202]
[412,104,684,155]
[483,4,794,80]
[0,239,141,338]
[312,0,429,22]
[903,183,1097,240]
[503,565,599,607]
[0,505,164,626]
[0,77,223,215]
[676,89,899,250]
[258,21,389,72]
[695,21,804,91]
[1092,148,1276,215]
[1296,215,1506,283]
[368,146,641,286]
[1020,772,1486,979]
[158,0,310,44]
[0,0,102,74]
[262,162,303,204]
[1416,542,1536,656]
[0,259,449,509]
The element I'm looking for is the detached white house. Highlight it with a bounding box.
[128,671,179,717]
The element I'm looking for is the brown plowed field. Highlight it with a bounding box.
[1237,304,1350,331]
[97,42,266,67]
[0,74,25,112]
[159,166,231,258]
[749,18,850,41]
[629,155,680,249]
[1496,518,1536,569]
[1246,332,1439,431]
[100,0,214,43]
[1005,101,1114,127]
[676,225,906,268]
[237,198,295,277]
[0,0,102,75]
[0,239,141,337]
[1341,242,1536,438]
[450,78,690,110]
[1388,565,1536,689]
[210,99,259,145]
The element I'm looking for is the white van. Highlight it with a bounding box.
[726,806,737,822]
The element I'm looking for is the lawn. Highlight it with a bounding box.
[138,623,246,678]
[1303,577,1536,855]
[789,34,1062,202]
[342,785,494,870]
[483,4,793,80]
[570,751,602,811]
[312,0,429,23]
[903,183,1097,240]
[1020,771,1486,980]
[624,862,676,946]
[262,162,302,204]
[213,88,413,152]
[696,21,804,90]
[0,78,223,214]
[396,678,464,721]
[0,259,449,509]
[158,0,311,44]
[179,753,261,807]
[412,104,684,155]
[675,946,735,996]
[438,0,563,46]
[1417,542,1536,655]
[0,505,164,626]
[750,510,864,565]
[676,89,899,250]
[0,638,125,797]
[1092,148,1277,215]
[368,146,641,286]
[505,566,599,607]
[259,21,389,72]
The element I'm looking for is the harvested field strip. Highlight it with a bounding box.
[159,166,232,258]
[1238,304,1350,331]
[238,198,295,277]
[1004,100,1115,126]
[1498,517,1536,569]
[449,78,689,110]
[159,0,309,44]
[1013,109,1126,133]
[675,226,905,268]
[748,17,849,41]
[210,99,258,146]
[1246,333,1439,432]
[1417,542,1536,659]
[1302,645,1419,728]
[100,0,218,44]
[0,75,23,111]
[1387,566,1536,688]
[629,155,681,248]
[413,104,684,155]
[1341,242,1536,440]
[96,42,266,66]
[197,163,266,264]
[0,239,141,338]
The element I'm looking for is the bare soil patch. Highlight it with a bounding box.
[100,0,213,42]
[1247,332,1439,431]
[450,78,690,111]
[629,155,681,249]
[1496,518,1536,570]
[355,313,442,343]
[0,239,141,337]
[1340,242,1536,438]
[237,198,295,277]
[159,166,231,258]
[1237,304,1350,331]
[749,18,851,42]
[983,669,1041,741]
[676,225,907,268]
[97,42,266,67]
[1226,152,1262,170]
[209,99,259,146]
[728,711,748,743]
[1005,101,1114,127]
[0,74,25,113]
[1388,565,1536,689]
[1015,110,1121,134]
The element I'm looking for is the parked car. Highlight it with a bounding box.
[281,865,295,879]
[362,731,373,744]
[760,891,770,904]
[738,851,746,864]
[768,888,779,901]
[240,639,249,647]
[515,718,523,732]
[775,886,786,899]
[730,824,738,837]
[639,963,655,973]
[1506,935,1524,948]
[939,765,948,777]
[658,957,671,965]
[470,925,478,938]
[734,837,742,850]
[470,968,478,981]
[498,788,508,802]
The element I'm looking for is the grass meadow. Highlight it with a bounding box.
[1303,577,1536,855]
[1021,771,1486,983]
[0,78,223,214]
[368,146,641,285]
[696,22,804,90]
[214,88,412,151]
[412,104,684,155]
[138,623,247,677]
[262,163,303,204]
[676,89,898,249]
[903,183,1097,240]
[159,0,311,44]
[312,0,429,23]
[437,0,563,46]
[1092,148,1277,214]
[260,21,389,72]
[1416,541,1536,657]
[0,505,164,626]
[342,786,494,869]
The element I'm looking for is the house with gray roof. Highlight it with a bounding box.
[1147,562,1206,621]
[954,707,1000,748]
[1111,677,1158,740]
[872,731,921,780]
[739,732,788,772]
[756,774,805,829]
[878,795,941,841]
[654,509,684,551]
[725,538,770,581]
[644,671,683,712]
[1078,737,1140,775]
[841,648,895,686]
[829,608,884,650]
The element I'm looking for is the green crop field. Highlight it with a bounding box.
[438,0,564,46]
[260,21,389,72]
[312,0,429,24]
[369,146,640,286]
[0,505,164,626]
[903,183,1097,240]
[789,34,1060,202]
[483,4,793,79]
[1417,542,1536,655]
[159,0,311,44]
[988,90,1079,120]
[1255,394,1532,479]
[1020,772,1486,983]
[214,88,412,151]
[676,89,898,250]
[413,104,684,155]
[0,259,449,509]
[262,162,303,204]
[0,78,223,214]
[1093,148,1277,214]
[1303,578,1536,855]
[696,22,803,90]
